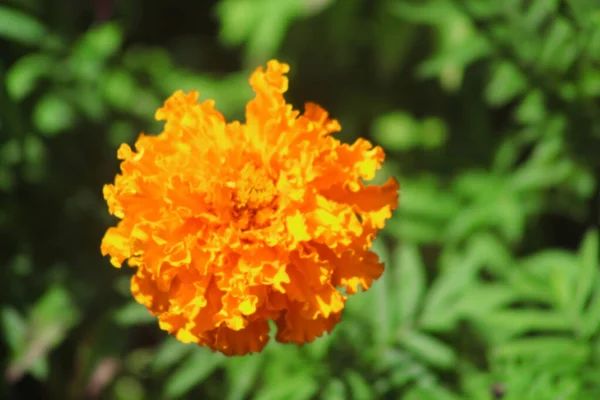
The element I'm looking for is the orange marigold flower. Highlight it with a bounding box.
[101,60,399,356]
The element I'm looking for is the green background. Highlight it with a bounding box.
[2,0,600,399]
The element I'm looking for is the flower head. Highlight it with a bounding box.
[101,60,399,355]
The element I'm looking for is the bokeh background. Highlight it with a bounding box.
[2,0,600,399]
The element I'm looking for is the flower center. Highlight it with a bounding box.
[233,163,277,210]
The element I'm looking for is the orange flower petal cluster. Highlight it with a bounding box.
[101,60,399,355]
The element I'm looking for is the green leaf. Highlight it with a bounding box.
[483,310,573,342]
[371,348,412,375]
[7,285,79,381]
[454,283,518,319]
[505,268,554,304]
[420,243,485,331]
[73,22,122,61]
[389,0,458,24]
[164,349,224,399]
[226,355,264,400]
[446,188,525,243]
[157,71,250,118]
[538,17,577,73]
[33,94,77,137]
[524,0,559,29]
[387,361,428,389]
[587,22,600,61]
[114,376,145,400]
[566,0,600,25]
[28,358,49,381]
[511,159,571,193]
[386,216,443,244]
[397,179,460,221]
[114,301,156,326]
[6,53,55,101]
[1,307,27,353]
[370,238,392,345]
[152,337,193,373]
[372,112,420,151]
[23,134,46,165]
[573,230,599,315]
[217,0,302,63]
[524,253,576,278]
[395,244,426,325]
[417,33,491,82]
[405,382,461,400]
[452,170,502,198]
[245,0,301,63]
[321,378,346,400]
[30,285,80,330]
[0,139,22,167]
[102,69,138,110]
[67,23,122,83]
[216,0,259,46]
[579,68,600,97]
[463,0,503,18]
[126,348,154,375]
[304,329,335,360]
[344,369,373,399]
[492,337,588,361]
[0,6,47,46]
[485,62,528,106]
[467,232,513,276]
[398,330,457,369]
[582,284,600,338]
[521,251,579,306]
[255,371,319,400]
[420,117,448,149]
[113,302,156,326]
[516,90,545,124]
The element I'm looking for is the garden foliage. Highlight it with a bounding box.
[1,0,599,399]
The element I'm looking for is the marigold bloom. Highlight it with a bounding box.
[101,60,399,355]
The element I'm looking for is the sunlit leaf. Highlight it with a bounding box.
[7,285,79,382]
[516,90,546,124]
[573,230,599,315]
[420,242,485,331]
[492,337,588,361]
[0,307,27,353]
[344,369,373,399]
[0,6,47,46]
[33,94,77,137]
[454,283,517,319]
[372,112,420,151]
[113,302,155,326]
[114,376,145,400]
[217,0,302,63]
[255,370,319,400]
[538,17,578,73]
[6,53,55,101]
[164,349,224,399]
[405,382,461,400]
[483,310,573,342]
[398,330,457,369]
[72,22,122,62]
[321,378,346,400]
[152,337,193,373]
[485,61,528,106]
[389,0,458,24]
[397,179,460,221]
[226,354,264,400]
[395,244,426,326]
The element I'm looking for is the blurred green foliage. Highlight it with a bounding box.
[1,0,600,399]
